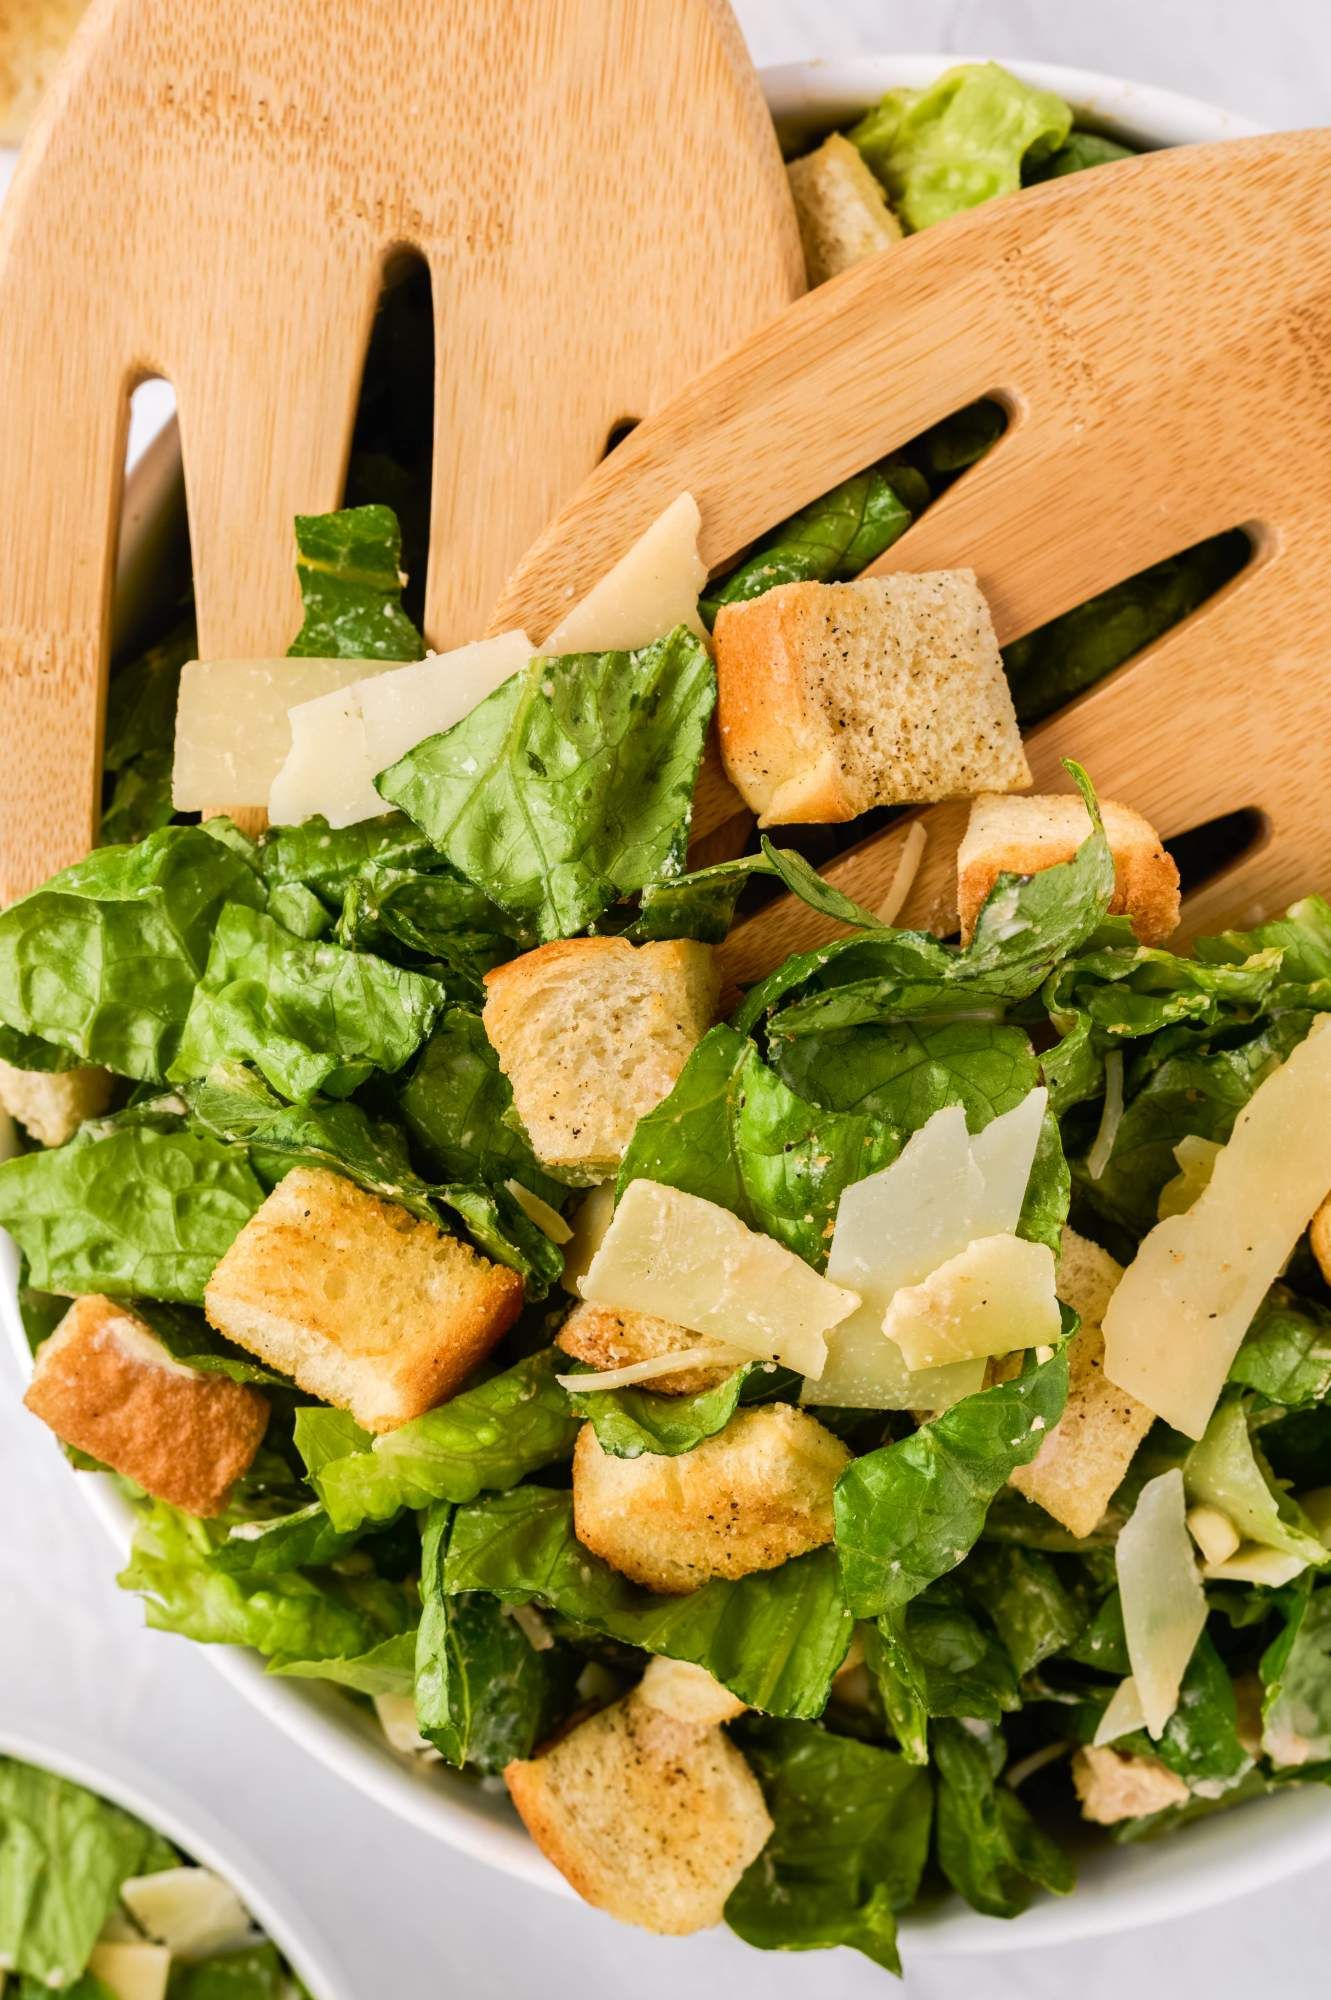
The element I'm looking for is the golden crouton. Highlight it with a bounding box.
[0,1058,112,1148]
[635,1657,748,1728]
[24,1295,268,1516]
[505,1666,770,1934]
[483,937,718,1175]
[1009,1227,1154,1538]
[714,572,1029,827]
[957,792,1181,946]
[572,1404,850,1593]
[204,1167,522,1433]
[787,132,902,284]
[556,1300,733,1396]
[1071,1745,1189,1825]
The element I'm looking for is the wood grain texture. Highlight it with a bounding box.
[0,0,802,897]
[492,131,1331,971]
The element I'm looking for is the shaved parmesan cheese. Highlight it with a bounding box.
[563,1183,616,1296]
[374,1691,441,1758]
[87,1941,172,2000]
[811,1093,1046,1408]
[173,656,387,809]
[1203,1545,1310,1587]
[1092,1675,1147,1748]
[269,630,532,827]
[1103,1015,1331,1438]
[1086,1048,1123,1181]
[1186,1504,1241,1567]
[544,493,707,652]
[556,1344,745,1392]
[1157,1135,1223,1220]
[505,1179,573,1244]
[121,1867,252,1960]
[1115,1468,1207,1739]
[876,821,926,925]
[580,1178,860,1379]
[359,631,533,770]
[883,1233,1060,1370]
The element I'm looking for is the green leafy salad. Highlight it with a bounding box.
[0,1754,309,1996]
[3,59,1326,1979]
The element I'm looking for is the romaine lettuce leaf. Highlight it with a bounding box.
[1260,1582,1331,1765]
[415,1505,578,1769]
[850,61,1071,231]
[1024,128,1134,181]
[962,1544,1087,1674]
[773,1017,1040,1129]
[0,1757,174,1987]
[118,1497,414,1663]
[932,1717,1074,1917]
[724,1720,932,1974]
[397,1007,565,1202]
[834,1349,1070,1616]
[443,1486,852,1717]
[1184,1395,1329,1568]
[288,504,424,661]
[618,1024,898,1267]
[1233,1293,1331,1410]
[0,824,264,1082]
[210,1501,364,1575]
[1090,1631,1251,1790]
[257,813,433,909]
[308,1350,578,1531]
[565,1362,753,1458]
[165,1941,291,1998]
[168,904,443,1101]
[335,862,523,993]
[868,1583,1021,1732]
[699,460,926,626]
[0,1125,264,1302]
[271,1628,419,1697]
[377,628,716,941]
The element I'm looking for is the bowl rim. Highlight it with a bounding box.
[0,1719,353,1998]
[8,47,1330,1960]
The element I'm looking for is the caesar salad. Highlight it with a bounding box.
[2,61,1328,1978]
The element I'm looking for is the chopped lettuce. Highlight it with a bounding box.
[725,1720,932,1974]
[168,903,443,1101]
[377,628,716,940]
[442,1486,853,1718]
[850,62,1072,231]
[932,1718,1074,1917]
[564,1362,753,1458]
[288,504,424,660]
[397,1006,565,1202]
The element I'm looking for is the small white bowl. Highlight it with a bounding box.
[6,52,1330,1956]
[0,1721,349,1998]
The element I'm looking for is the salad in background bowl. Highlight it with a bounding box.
[0,1726,345,1997]
[8,48,1331,1974]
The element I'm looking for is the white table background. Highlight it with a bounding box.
[4,4,1331,1994]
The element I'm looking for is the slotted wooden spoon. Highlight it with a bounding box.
[491,131,1331,982]
[0,0,802,898]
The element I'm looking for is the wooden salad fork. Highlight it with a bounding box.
[0,0,802,899]
[491,132,1331,980]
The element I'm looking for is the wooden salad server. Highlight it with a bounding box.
[0,0,803,898]
[492,131,1331,982]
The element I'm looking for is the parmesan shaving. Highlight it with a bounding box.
[555,1345,745,1393]
[120,1868,252,1960]
[1157,1135,1223,1220]
[1103,1014,1331,1437]
[1203,1545,1310,1587]
[562,1183,616,1296]
[544,493,707,653]
[1086,1048,1123,1181]
[1186,1503,1241,1567]
[882,1233,1060,1371]
[1092,1676,1147,1748]
[876,821,927,926]
[1115,1468,1207,1739]
[505,1179,573,1244]
[580,1178,859,1378]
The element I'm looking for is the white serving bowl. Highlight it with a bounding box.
[6,52,1329,1957]
[0,1721,349,1997]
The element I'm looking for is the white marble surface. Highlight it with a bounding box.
[5,4,1331,1995]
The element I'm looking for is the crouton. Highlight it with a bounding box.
[1009,1227,1154,1538]
[0,0,90,145]
[714,573,1029,826]
[786,132,902,284]
[23,1295,268,1516]
[0,1058,112,1148]
[958,792,1180,946]
[504,1667,770,1933]
[1310,1193,1331,1288]
[204,1167,522,1433]
[637,1656,748,1727]
[1071,1745,1189,1825]
[572,1404,850,1593]
[483,938,718,1175]
[556,1300,733,1396]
